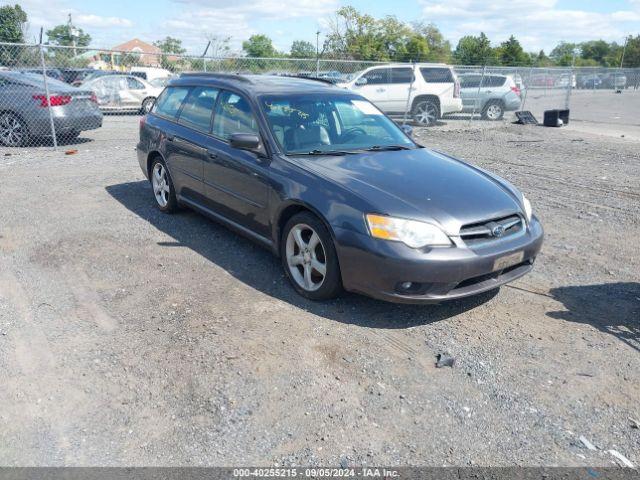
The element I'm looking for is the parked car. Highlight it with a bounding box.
[149,76,174,88]
[577,74,603,89]
[130,67,173,82]
[336,63,462,126]
[317,70,348,83]
[136,73,542,303]
[527,74,556,88]
[82,74,163,113]
[19,68,65,82]
[59,68,94,85]
[0,71,102,147]
[600,73,627,89]
[72,70,120,86]
[457,74,521,120]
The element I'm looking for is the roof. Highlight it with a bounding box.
[171,73,346,95]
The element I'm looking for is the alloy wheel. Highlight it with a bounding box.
[285,223,327,292]
[413,101,438,126]
[152,163,170,207]
[0,113,26,147]
[486,104,503,120]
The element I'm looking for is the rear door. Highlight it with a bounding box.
[419,67,456,104]
[385,67,415,113]
[352,68,391,110]
[459,75,482,111]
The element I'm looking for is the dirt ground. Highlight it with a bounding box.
[0,117,638,467]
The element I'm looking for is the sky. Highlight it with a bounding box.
[11,0,640,55]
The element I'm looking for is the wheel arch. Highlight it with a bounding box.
[274,200,338,258]
[411,94,441,114]
[146,150,165,179]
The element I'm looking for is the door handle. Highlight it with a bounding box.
[376,88,385,93]
[207,151,218,160]
[166,134,174,142]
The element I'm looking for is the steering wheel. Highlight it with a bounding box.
[340,127,367,142]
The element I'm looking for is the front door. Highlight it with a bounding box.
[352,68,391,111]
[202,90,270,237]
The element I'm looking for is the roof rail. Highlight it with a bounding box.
[178,72,253,83]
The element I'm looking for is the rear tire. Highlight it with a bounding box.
[482,101,504,121]
[0,112,29,147]
[150,157,178,213]
[58,130,80,143]
[412,99,440,126]
[281,212,343,301]
[141,97,156,114]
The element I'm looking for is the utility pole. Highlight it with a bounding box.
[620,35,628,69]
[316,30,320,77]
[67,13,79,57]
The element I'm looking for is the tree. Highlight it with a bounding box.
[118,52,141,67]
[154,36,186,54]
[46,24,91,47]
[0,4,27,43]
[290,40,315,58]
[206,34,232,58]
[323,6,383,60]
[242,34,277,57]
[496,35,530,66]
[580,40,611,65]
[549,41,577,66]
[453,33,496,65]
[621,35,640,68]
[412,22,451,62]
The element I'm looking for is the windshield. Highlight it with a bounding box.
[260,94,415,155]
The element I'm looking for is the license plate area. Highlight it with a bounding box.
[493,251,524,271]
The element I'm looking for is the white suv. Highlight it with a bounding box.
[337,63,462,125]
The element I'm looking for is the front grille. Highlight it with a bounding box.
[458,214,523,247]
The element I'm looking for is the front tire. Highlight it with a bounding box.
[281,212,342,300]
[150,157,178,213]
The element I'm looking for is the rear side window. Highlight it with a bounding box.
[361,68,389,85]
[152,86,189,119]
[127,77,145,90]
[390,68,414,84]
[178,87,219,133]
[485,76,507,87]
[420,68,454,83]
[212,91,259,140]
[460,76,481,88]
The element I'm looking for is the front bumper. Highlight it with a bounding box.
[334,216,543,304]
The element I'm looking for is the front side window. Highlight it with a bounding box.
[212,91,259,140]
[178,87,218,133]
[261,94,415,155]
[152,86,190,119]
[361,68,390,85]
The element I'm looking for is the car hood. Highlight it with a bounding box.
[295,148,523,234]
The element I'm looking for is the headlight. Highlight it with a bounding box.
[522,195,532,222]
[366,214,451,248]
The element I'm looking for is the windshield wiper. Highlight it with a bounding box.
[364,145,413,151]
[291,149,357,156]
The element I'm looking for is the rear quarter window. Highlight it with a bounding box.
[152,86,190,119]
[420,68,454,83]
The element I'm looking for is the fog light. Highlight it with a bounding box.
[401,282,413,290]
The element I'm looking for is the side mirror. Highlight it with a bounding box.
[400,124,413,137]
[355,77,367,86]
[230,133,261,152]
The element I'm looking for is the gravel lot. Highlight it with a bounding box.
[0,114,638,467]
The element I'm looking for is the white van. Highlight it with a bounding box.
[337,63,462,126]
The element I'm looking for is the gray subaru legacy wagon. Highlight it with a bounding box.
[136,73,543,303]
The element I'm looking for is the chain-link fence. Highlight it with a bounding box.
[1,41,639,152]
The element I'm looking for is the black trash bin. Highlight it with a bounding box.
[543,109,570,127]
